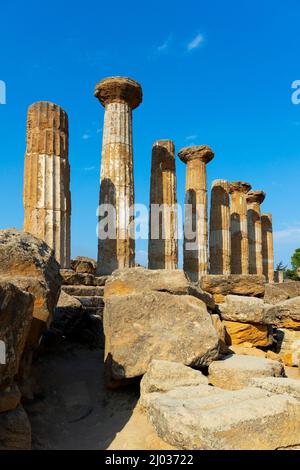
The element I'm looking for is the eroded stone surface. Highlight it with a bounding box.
[247,190,265,275]
[261,214,274,283]
[199,274,265,297]
[208,354,284,390]
[23,101,71,268]
[268,297,300,329]
[219,295,274,324]
[104,291,219,382]
[264,281,300,305]
[224,321,271,346]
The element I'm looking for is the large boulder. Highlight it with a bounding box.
[144,384,300,450]
[104,268,215,309]
[264,281,300,305]
[0,282,33,391]
[268,297,300,329]
[219,295,274,324]
[104,291,219,383]
[0,229,62,391]
[208,354,284,390]
[224,320,272,347]
[199,274,266,302]
[71,256,96,275]
[0,404,31,449]
[0,229,61,326]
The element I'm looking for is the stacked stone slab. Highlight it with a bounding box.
[209,179,231,275]
[229,181,251,275]
[94,77,142,275]
[178,145,214,282]
[23,101,71,268]
[262,213,274,283]
[148,140,178,269]
[247,190,265,275]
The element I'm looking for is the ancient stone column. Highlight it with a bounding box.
[247,190,265,275]
[148,140,178,270]
[262,213,274,282]
[94,77,142,275]
[178,145,214,282]
[23,101,71,268]
[229,181,252,275]
[209,179,231,275]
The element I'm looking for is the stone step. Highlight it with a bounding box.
[74,296,104,309]
[62,285,104,297]
[60,270,108,287]
[145,384,300,450]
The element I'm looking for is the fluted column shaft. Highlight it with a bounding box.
[94,77,142,275]
[209,180,231,274]
[229,182,251,275]
[148,140,178,269]
[23,101,71,268]
[179,145,214,282]
[247,190,265,275]
[262,213,274,282]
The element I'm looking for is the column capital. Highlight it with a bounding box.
[246,190,266,205]
[94,76,142,109]
[229,181,252,194]
[211,179,230,191]
[178,145,214,164]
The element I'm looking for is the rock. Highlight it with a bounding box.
[71,256,97,275]
[104,292,219,382]
[0,404,31,449]
[104,268,215,309]
[208,354,284,390]
[268,297,300,329]
[145,384,300,450]
[224,320,272,347]
[211,314,228,353]
[57,290,82,310]
[0,229,61,325]
[60,270,108,287]
[264,281,300,305]
[219,295,274,324]
[0,282,33,390]
[62,285,104,297]
[228,344,266,358]
[0,384,21,413]
[250,377,300,400]
[276,329,300,367]
[199,274,265,297]
[140,360,208,402]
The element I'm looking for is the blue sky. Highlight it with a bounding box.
[0,0,299,268]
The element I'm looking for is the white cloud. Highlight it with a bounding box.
[157,35,173,53]
[83,166,96,171]
[187,33,204,51]
[274,225,300,244]
[82,133,91,140]
[186,135,198,141]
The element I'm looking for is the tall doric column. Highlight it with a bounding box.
[229,181,252,274]
[23,101,71,268]
[148,140,178,269]
[94,77,142,275]
[178,145,214,282]
[209,179,231,274]
[262,213,274,282]
[247,190,265,275]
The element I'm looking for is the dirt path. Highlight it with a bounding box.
[25,345,173,450]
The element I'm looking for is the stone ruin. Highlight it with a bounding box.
[0,75,300,450]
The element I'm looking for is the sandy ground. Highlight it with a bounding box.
[25,344,174,450]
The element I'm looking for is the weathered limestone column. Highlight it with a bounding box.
[178,145,214,282]
[209,179,231,274]
[247,190,265,275]
[229,181,252,275]
[262,213,274,282]
[94,77,142,275]
[148,140,178,269]
[23,101,71,268]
